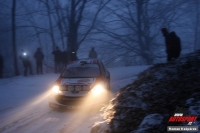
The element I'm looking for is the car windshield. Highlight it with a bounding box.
[61,64,100,78]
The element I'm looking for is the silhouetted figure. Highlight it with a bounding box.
[89,47,97,58]
[161,28,181,61]
[19,50,33,76]
[34,48,44,74]
[70,51,77,61]
[52,46,62,73]
[169,31,181,59]
[0,52,4,78]
[61,49,68,69]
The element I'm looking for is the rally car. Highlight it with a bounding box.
[48,59,110,110]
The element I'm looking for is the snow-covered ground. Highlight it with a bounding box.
[0,66,149,133]
[91,50,200,133]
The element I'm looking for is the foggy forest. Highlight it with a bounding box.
[0,0,200,77]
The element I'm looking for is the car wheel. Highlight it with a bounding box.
[49,102,63,111]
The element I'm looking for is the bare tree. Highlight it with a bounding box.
[52,0,65,49]
[29,0,110,62]
[18,1,43,48]
[194,0,200,50]
[65,0,110,61]
[40,0,57,49]
[93,0,189,65]
[12,0,19,76]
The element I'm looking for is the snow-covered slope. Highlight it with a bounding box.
[91,50,200,133]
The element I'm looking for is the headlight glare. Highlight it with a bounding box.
[91,84,104,95]
[52,85,61,94]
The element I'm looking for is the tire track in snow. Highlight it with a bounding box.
[0,108,53,133]
[57,108,103,133]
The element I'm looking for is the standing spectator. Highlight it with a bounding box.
[89,47,98,58]
[70,51,77,61]
[0,52,4,78]
[52,46,62,73]
[161,28,181,61]
[61,49,68,69]
[169,31,181,59]
[19,49,33,76]
[34,47,44,74]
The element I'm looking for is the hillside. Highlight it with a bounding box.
[91,50,200,133]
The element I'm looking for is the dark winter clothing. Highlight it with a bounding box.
[89,47,97,58]
[0,54,4,78]
[70,51,77,61]
[52,47,62,73]
[169,32,181,58]
[61,50,68,69]
[34,48,44,74]
[161,28,181,61]
[19,52,33,76]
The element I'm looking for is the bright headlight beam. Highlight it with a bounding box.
[52,86,61,94]
[91,85,104,95]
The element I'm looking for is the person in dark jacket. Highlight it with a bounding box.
[89,47,97,58]
[0,52,4,78]
[52,46,62,73]
[161,28,181,61]
[34,47,44,74]
[169,31,181,59]
[19,50,33,76]
[61,49,68,69]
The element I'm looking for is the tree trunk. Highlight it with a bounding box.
[12,0,19,76]
[194,0,200,51]
[67,0,78,61]
[46,0,56,50]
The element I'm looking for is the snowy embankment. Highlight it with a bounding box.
[0,65,149,133]
[91,50,200,133]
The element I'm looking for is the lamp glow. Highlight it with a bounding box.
[52,86,61,94]
[91,85,104,95]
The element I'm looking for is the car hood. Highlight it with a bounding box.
[61,78,95,85]
[59,78,96,97]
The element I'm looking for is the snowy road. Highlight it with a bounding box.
[0,66,149,133]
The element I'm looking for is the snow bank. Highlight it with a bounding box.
[91,50,200,133]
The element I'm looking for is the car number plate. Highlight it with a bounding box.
[66,105,81,109]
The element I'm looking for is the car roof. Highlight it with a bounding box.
[67,58,102,67]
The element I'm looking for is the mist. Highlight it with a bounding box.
[0,0,200,77]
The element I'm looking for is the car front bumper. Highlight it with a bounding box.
[48,92,110,109]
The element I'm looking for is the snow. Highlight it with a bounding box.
[133,113,164,133]
[92,50,200,133]
[0,65,149,133]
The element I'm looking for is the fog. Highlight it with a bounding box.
[0,0,200,77]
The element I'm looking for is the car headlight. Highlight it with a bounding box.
[91,84,105,95]
[52,85,62,94]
